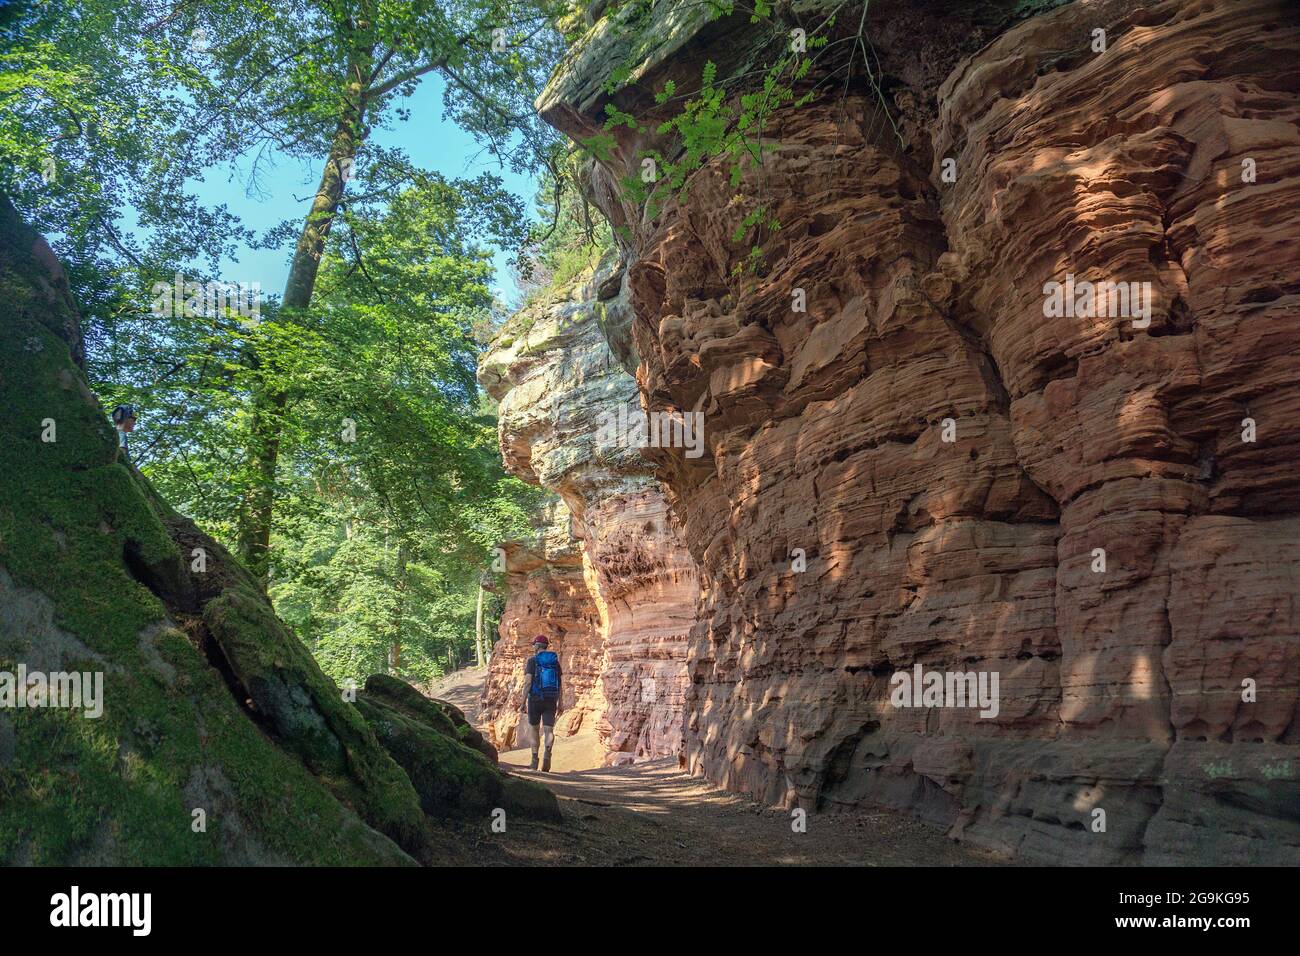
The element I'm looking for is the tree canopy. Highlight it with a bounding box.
[1,0,580,682]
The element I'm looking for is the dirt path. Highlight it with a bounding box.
[505,757,1004,865]
[423,666,487,723]
[425,668,1006,866]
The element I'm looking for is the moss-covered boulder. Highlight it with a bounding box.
[356,678,560,823]
[363,673,498,763]
[0,192,482,863]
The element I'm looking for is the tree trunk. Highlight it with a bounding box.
[389,540,406,674]
[236,52,372,578]
[474,584,485,667]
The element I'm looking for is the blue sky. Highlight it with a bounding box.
[184,75,538,310]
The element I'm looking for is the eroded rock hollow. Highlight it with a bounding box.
[507,0,1300,863]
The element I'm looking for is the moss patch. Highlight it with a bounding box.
[357,679,560,822]
[364,673,498,762]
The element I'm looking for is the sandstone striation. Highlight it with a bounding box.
[532,0,1300,863]
[478,500,606,751]
[479,267,700,763]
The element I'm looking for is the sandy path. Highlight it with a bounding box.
[423,665,487,723]
[425,668,1005,867]
[503,757,1005,866]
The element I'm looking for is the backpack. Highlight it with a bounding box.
[531,651,561,701]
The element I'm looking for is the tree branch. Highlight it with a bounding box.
[369,59,446,98]
[440,63,531,126]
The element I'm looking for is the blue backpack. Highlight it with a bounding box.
[531,651,561,700]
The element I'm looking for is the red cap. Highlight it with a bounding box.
[532,635,549,646]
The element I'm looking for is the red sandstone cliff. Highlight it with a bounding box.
[478,268,700,762]
[531,0,1300,863]
[478,502,606,751]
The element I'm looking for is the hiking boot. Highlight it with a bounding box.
[541,749,552,773]
[529,752,538,771]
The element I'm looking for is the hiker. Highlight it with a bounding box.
[111,404,137,459]
[522,635,562,772]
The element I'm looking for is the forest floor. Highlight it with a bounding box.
[423,668,1008,867]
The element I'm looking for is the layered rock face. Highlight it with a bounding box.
[537,0,1300,862]
[479,272,700,762]
[478,502,606,750]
